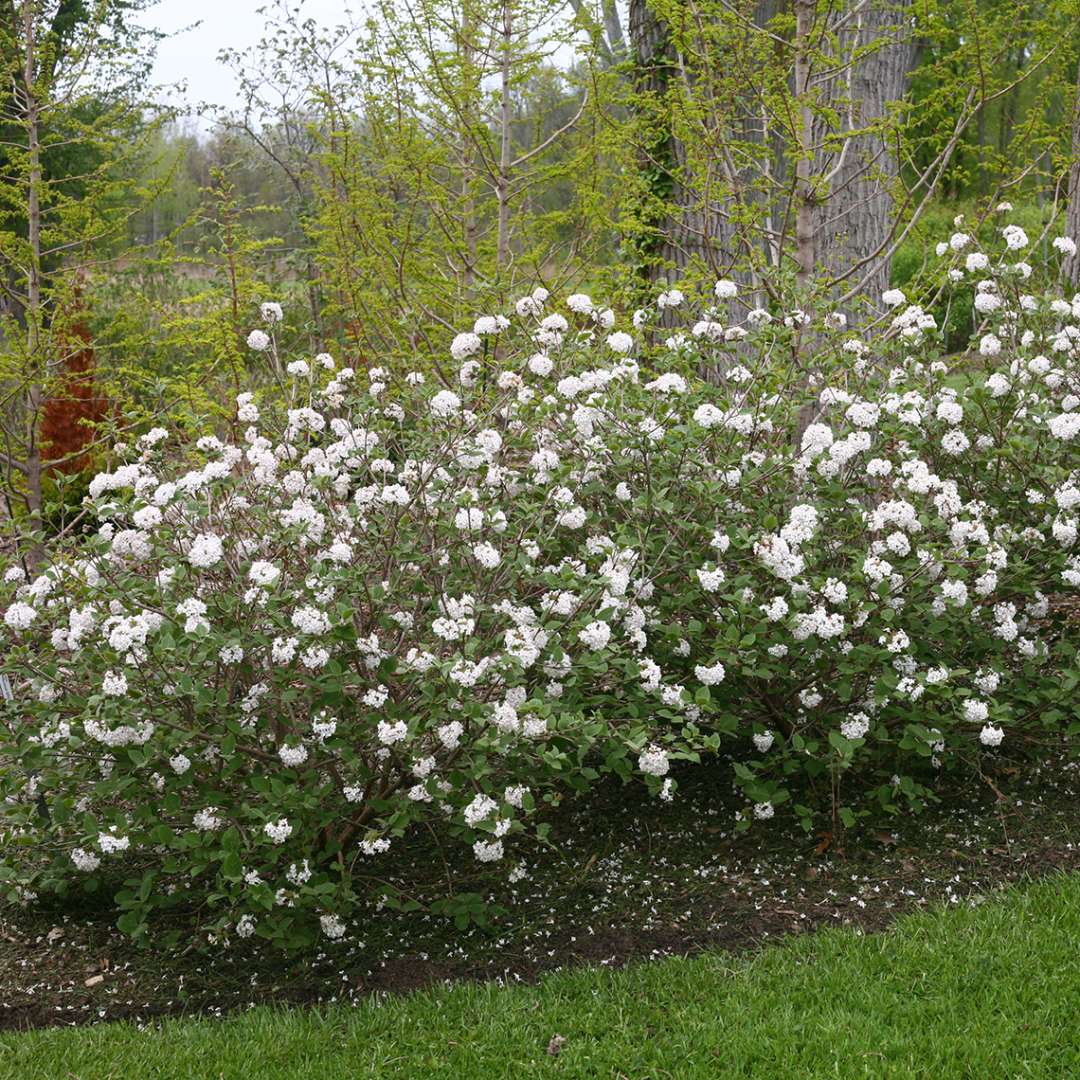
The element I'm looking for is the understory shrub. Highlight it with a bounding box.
[2,223,1080,948]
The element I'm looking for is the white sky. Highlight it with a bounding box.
[149,0,592,134]
[150,0,361,120]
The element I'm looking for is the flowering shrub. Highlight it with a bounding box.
[3,223,1080,947]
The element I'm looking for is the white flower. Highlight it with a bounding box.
[695,661,725,686]
[187,533,224,569]
[98,831,130,855]
[194,807,224,831]
[474,315,506,336]
[311,713,338,743]
[638,744,670,776]
[320,913,347,939]
[504,785,528,808]
[464,792,498,826]
[1002,225,1028,250]
[455,507,484,531]
[696,567,725,592]
[693,403,724,428]
[264,818,293,844]
[645,372,688,394]
[360,837,391,855]
[295,643,324,669]
[941,430,970,456]
[841,713,870,740]
[753,801,775,820]
[714,279,738,299]
[439,721,463,750]
[260,301,283,323]
[237,393,259,423]
[363,685,389,708]
[528,353,553,377]
[3,601,36,630]
[1049,414,1080,440]
[578,620,612,650]
[377,720,408,745]
[752,731,774,753]
[963,699,989,724]
[473,839,504,862]
[71,847,101,872]
[278,743,309,768]
[936,400,963,425]
[472,542,501,569]
[102,670,128,697]
[979,723,1004,747]
[430,390,462,418]
[271,636,298,663]
[557,505,587,529]
[242,559,279,586]
[247,329,270,352]
[606,331,634,354]
[801,423,833,456]
[882,288,906,307]
[1052,236,1077,257]
[291,606,331,635]
[132,505,162,530]
[451,332,481,360]
[516,294,543,317]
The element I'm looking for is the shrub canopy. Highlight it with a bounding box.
[3,228,1080,948]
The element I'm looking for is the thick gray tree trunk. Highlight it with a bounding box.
[626,0,911,312]
[628,0,730,282]
[815,0,913,307]
[1064,56,1080,289]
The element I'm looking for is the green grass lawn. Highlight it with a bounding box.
[2,873,1078,1080]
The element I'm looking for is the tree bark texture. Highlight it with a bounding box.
[1064,55,1080,288]
[814,0,912,305]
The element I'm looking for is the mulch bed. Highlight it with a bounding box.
[2,753,1079,1032]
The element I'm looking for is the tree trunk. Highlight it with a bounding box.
[794,0,816,292]
[496,0,512,275]
[628,0,733,283]
[1065,56,1080,289]
[459,2,479,292]
[22,0,45,568]
[816,0,913,308]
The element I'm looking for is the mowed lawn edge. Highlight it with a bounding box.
[1,871,1078,1079]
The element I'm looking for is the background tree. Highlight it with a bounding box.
[0,0,168,563]
[1064,56,1080,286]
[620,0,1075,316]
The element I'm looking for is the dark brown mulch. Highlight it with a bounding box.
[2,753,1079,1033]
